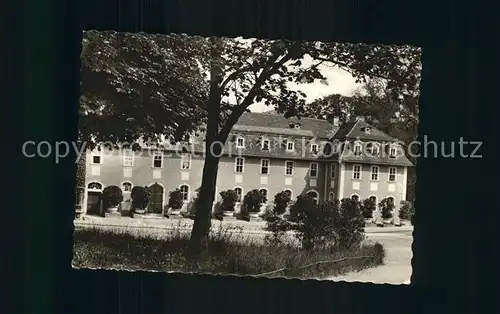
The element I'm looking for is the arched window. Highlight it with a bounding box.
[306,190,319,204]
[122,182,132,192]
[351,194,360,202]
[179,184,190,201]
[87,182,102,190]
[369,195,377,204]
[234,187,243,202]
[328,192,335,202]
[259,188,268,204]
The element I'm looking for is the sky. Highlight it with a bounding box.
[247,54,364,112]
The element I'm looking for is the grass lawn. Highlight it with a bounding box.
[73,222,385,279]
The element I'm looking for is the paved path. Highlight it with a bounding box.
[327,231,413,285]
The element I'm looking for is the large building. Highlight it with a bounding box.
[81,111,413,217]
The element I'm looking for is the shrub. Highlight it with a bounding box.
[264,215,293,246]
[273,191,291,215]
[399,200,414,220]
[212,201,224,221]
[167,189,184,211]
[242,189,266,213]
[360,198,376,219]
[289,195,315,222]
[294,200,340,250]
[131,186,151,212]
[336,198,365,249]
[219,189,238,212]
[259,203,276,221]
[102,185,123,208]
[379,198,395,219]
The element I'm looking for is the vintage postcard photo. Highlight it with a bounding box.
[73,31,420,284]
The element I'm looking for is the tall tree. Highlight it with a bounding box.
[188,38,421,252]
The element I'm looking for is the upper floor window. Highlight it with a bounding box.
[371,165,379,181]
[388,167,397,182]
[352,164,362,180]
[152,152,163,168]
[122,149,134,167]
[235,157,245,173]
[91,149,103,165]
[389,146,397,158]
[366,142,379,156]
[286,141,295,151]
[309,162,318,177]
[260,159,270,174]
[353,143,362,156]
[285,160,295,176]
[261,139,270,151]
[181,154,192,170]
[236,137,245,148]
[310,143,319,154]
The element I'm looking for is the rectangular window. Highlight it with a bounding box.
[286,141,294,151]
[331,164,336,179]
[261,139,270,151]
[285,161,295,176]
[371,165,379,181]
[354,144,362,156]
[260,159,270,174]
[152,152,163,168]
[311,143,319,154]
[389,147,397,158]
[309,163,318,177]
[352,164,362,180]
[91,148,102,165]
[92,155,101,164]
[389,167,397,182]
[235,157,244,173]
[122,150,134,167]
[181,154,192,170]
[236,137,245,148]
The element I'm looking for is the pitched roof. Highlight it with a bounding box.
[235,112,337,139]
[331,119,397,142]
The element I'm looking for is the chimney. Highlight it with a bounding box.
[327,114,340,127]
[356,115,365,122]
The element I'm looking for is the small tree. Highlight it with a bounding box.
[219,189,238,212]
[273,191,291,215]
[168,189,184,211]
[102,185,123,208]
[212,201,224,221]
[379,198,395,220]
[294,200,340,250]
[289,195,315,222]
[337,198,365,249]
[399,200,414,220]
[131,186,151,212]
[360,198,377,219]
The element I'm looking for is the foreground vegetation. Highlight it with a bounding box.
[73,223,385,279]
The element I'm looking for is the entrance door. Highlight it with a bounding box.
[148,183,164,214]
[87,191,102,216]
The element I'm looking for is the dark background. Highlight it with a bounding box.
[7,0,493,313]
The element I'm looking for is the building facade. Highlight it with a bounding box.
[81,111,413,216]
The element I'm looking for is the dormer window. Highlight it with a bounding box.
[366,142,380,156]
[286,141,295,151]
[353,143,362,156]
[289,122,301,129]
[389,146,397,158]
[362,127,371,134]
[310,143,319,154]
[236,136,245,148]
[261,139,270,151]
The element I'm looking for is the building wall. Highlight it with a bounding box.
[83,148,328,212]
[340,162,407,211]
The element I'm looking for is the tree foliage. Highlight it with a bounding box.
[273,190,292,215]
[102,185,123,208]
[167,189,184,210]
[131,186,151,211]
[80,31,209,149]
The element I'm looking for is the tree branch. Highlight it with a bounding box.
[220,66,251,90]
[256,255,377,277]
